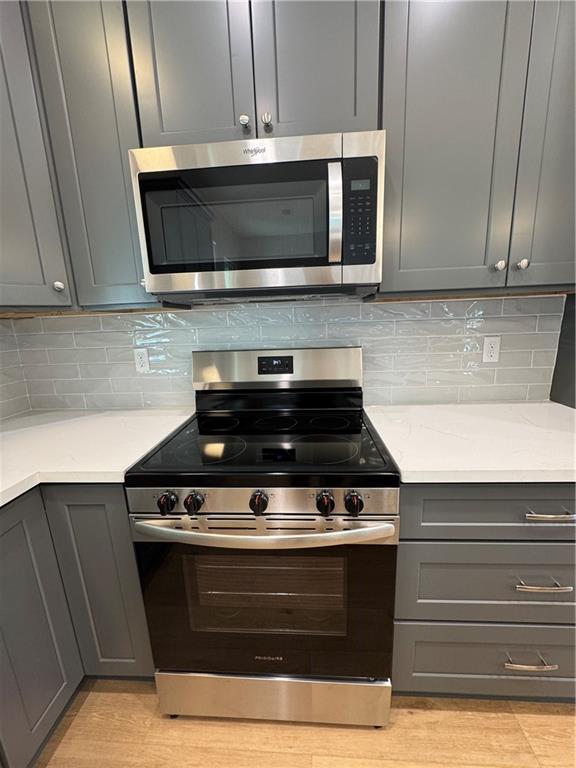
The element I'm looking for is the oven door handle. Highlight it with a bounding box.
[327,161,343,264]
[132,520,396,549]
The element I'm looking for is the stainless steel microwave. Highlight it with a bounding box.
[129,131,385,304]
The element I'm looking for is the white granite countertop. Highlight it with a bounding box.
[365,402,576,484]
[0,409,194,507]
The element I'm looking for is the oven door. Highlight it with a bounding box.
[130,136,344,296]
[132,524,396,680]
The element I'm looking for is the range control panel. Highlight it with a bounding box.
[258,355,294,375]
[342,156,378,265]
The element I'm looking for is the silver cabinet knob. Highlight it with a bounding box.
[492,260,507,271]
[516,258,531,270]
[261,112,272,128]
[238,114,250,128]
[52,281,65,292]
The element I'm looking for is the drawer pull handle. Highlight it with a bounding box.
[516,579,573,594]
[505,653,559,673]
[525,508,576,522]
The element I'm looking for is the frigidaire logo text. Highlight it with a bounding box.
[254,655,284,662]
[243,146,266,157]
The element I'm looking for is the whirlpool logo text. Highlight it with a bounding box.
[243,146,266,157]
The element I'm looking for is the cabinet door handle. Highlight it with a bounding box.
[516,258,531,270]
[238,114,250,128]
[516,579,573,594]
[505,653,558,673]
[52,281,66,292]
[492,260,507,271]
[261,112,272,128]
[525,509,576,522]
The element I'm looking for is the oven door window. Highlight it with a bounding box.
[135,543,395,679]
[184,553,346,636]
[138,161,329,274]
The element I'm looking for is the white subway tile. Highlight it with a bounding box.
[459,385,528,402]
[502,296,565,315]
[84,393,143,409]
[495,367,554,385]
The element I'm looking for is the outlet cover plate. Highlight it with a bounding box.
[482,336,501,363]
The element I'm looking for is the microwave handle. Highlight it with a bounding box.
[132,520,395,549]
[327,162,343,264]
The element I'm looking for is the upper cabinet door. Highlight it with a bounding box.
[28,1,151,307]
[251,0,380,138]
[380,1,533,292]
[508,1,575,287]
[0,2,70,307]
[128,0,256,146]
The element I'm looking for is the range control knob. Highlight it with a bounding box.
[249,490,269,516]
[316,490,335,517]
[184,491,205,515]
[344,490,364,517]
[157,491,178,516]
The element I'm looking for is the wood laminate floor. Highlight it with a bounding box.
[36,680,575,768]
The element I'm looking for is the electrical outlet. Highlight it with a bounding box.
[134,348,150,373]
[482,336,501,363]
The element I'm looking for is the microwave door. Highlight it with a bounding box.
[136,158,343,296]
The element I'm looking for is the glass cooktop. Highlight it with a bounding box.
[125,410,399,488]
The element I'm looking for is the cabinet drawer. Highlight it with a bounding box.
[399,484,575,541]
[393,623,576,699]
[395,542,575,624]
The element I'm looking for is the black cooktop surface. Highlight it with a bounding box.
[125,409,399,488]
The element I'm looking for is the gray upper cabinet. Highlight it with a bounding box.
[251,1,380,138]
[0,489,83,768]
[42,485,154,678]
[508,0,575,287]
[28,1,151,307]
[128,0,256,146]
[380,1,533,292]
[0,2,70,308]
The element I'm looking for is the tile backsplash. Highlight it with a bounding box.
[1,295,565,415]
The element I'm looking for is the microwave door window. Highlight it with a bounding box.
[139,162,330,274]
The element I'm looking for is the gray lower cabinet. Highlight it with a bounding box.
[393,623,576,699]
[398,483,576,541]
[380,0,532,292]
[396,542,575,624]
[42,485,154,677]
[508,0,575,287]
[28,1,152,307]
[128,0,256,146]
[0,2,70,308]
[394,483,576,699]
[0,489,83,768]
[251,1,380,138]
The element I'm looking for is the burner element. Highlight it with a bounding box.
[199,436,247,464]
[292,434,360,465]
[255,415,298,431]
[310,415,351,430]
[200,415,240,431]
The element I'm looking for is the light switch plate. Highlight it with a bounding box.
[134,348,150,373]
[482,336,501,363]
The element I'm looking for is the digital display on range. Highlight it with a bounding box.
[351,179,371,191]
[258,355,294,374]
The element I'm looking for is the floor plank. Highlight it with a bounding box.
[35,681,575,768]
[510,701,576,768]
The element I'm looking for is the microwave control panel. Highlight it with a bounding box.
[342,157,378,265]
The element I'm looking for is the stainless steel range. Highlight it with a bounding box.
[125,347,400,727]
